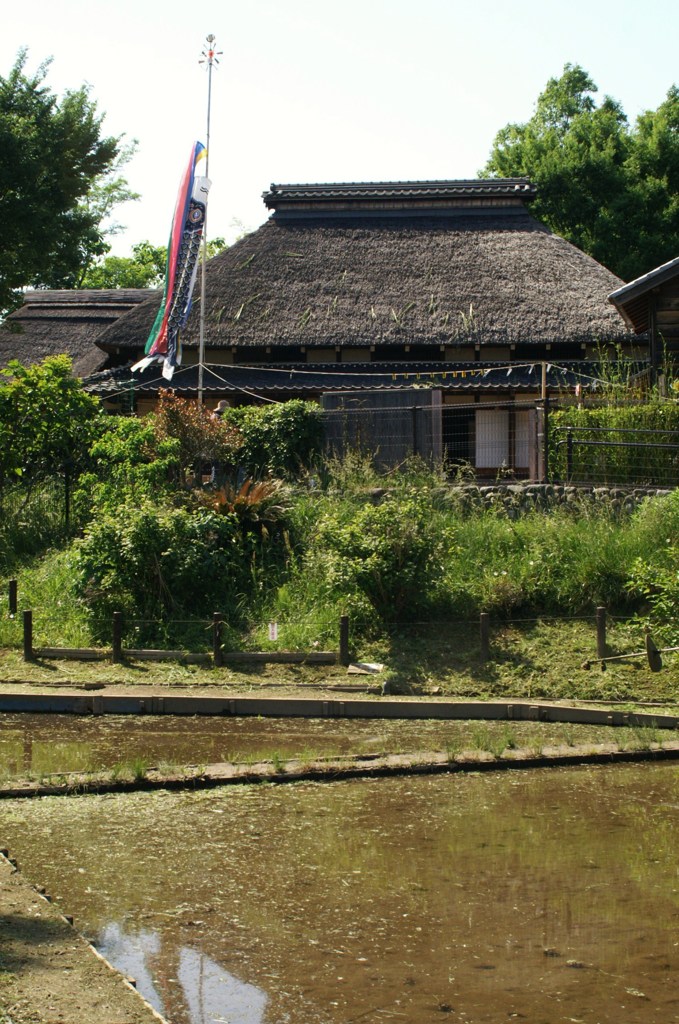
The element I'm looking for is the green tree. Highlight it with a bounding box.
[0,355,101,479]
[80,237,228,290]
[221,400,324,479]
[0,50,136,312]
[483,65,679,281]
[80,240,167,289]
[203,237,228,261]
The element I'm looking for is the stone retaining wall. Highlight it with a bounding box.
[447,483,673,516]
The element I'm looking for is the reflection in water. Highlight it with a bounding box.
[1,764,678,1023]
[98,923,164,1011]
[98,923,268,1024]
[178,948,267,1024]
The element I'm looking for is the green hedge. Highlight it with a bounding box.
[550,401,679,485]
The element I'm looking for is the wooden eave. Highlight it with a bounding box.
[609,257,679,334]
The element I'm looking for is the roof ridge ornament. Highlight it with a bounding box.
[262,179,537,211]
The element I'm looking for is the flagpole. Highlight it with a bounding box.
[198,34,220,406]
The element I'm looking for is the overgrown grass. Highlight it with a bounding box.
[0,476,71,572]
[0,548,93,649]
[2,463,679,660]
[261,477,679,639]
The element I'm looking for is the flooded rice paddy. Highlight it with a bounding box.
[0,759,677,1023]
[0,712,668,779]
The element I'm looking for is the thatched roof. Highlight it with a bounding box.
[0,289,157,375]
[97,191,631,354]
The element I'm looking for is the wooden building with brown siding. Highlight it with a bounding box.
[609,256,679,369]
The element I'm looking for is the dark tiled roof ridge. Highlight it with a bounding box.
[264,179,536,206]
[21,288,159,305]
[84,358,632,398]
[268,178,534,189]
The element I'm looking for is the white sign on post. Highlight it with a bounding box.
[268,621,279,641]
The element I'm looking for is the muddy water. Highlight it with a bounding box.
[0,712,650,778]
[1,764,678,1023]
[0,713,452,777]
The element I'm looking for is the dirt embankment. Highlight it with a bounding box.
[0,853,166,1024]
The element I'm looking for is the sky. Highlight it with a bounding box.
[2,0,678,257]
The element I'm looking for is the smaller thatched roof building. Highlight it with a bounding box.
[0,289,156,376]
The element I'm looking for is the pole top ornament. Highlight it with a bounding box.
[200,34,222,68]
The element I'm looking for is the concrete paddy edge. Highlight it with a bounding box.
[1,690,677,798]
[0,690,678,728]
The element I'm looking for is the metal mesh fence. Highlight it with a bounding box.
[322,399,540,478]
[550,424,679,488]
[322,398,679,486]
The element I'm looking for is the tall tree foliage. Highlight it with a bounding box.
[80,241,168,289]
[0,356,101,479]
[483,65,679,281]
[0,50,136,312]
[79,237,228,290]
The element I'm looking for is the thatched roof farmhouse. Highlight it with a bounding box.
[2,178,653,475]
[79,179,637,409]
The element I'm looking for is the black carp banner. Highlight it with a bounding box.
[132,142,210,381]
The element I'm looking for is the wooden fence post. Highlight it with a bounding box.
[339,615,350,666]
[64,464,71,533]
[212,612,223,667]
[112,612,123,664]
[479,612,490,663]
[8,579,17,616]
[23,610,33,662]
[596,606,607,659]
[536,405,546,483]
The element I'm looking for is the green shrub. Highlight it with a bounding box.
[0,357,102,565]
[73,501,253,630]
[221,400,323,479]
[301,489,458,621]
[71,416,180,526]
[0,356,101,480]
[627,552,679,644]
[625,490,679,642]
